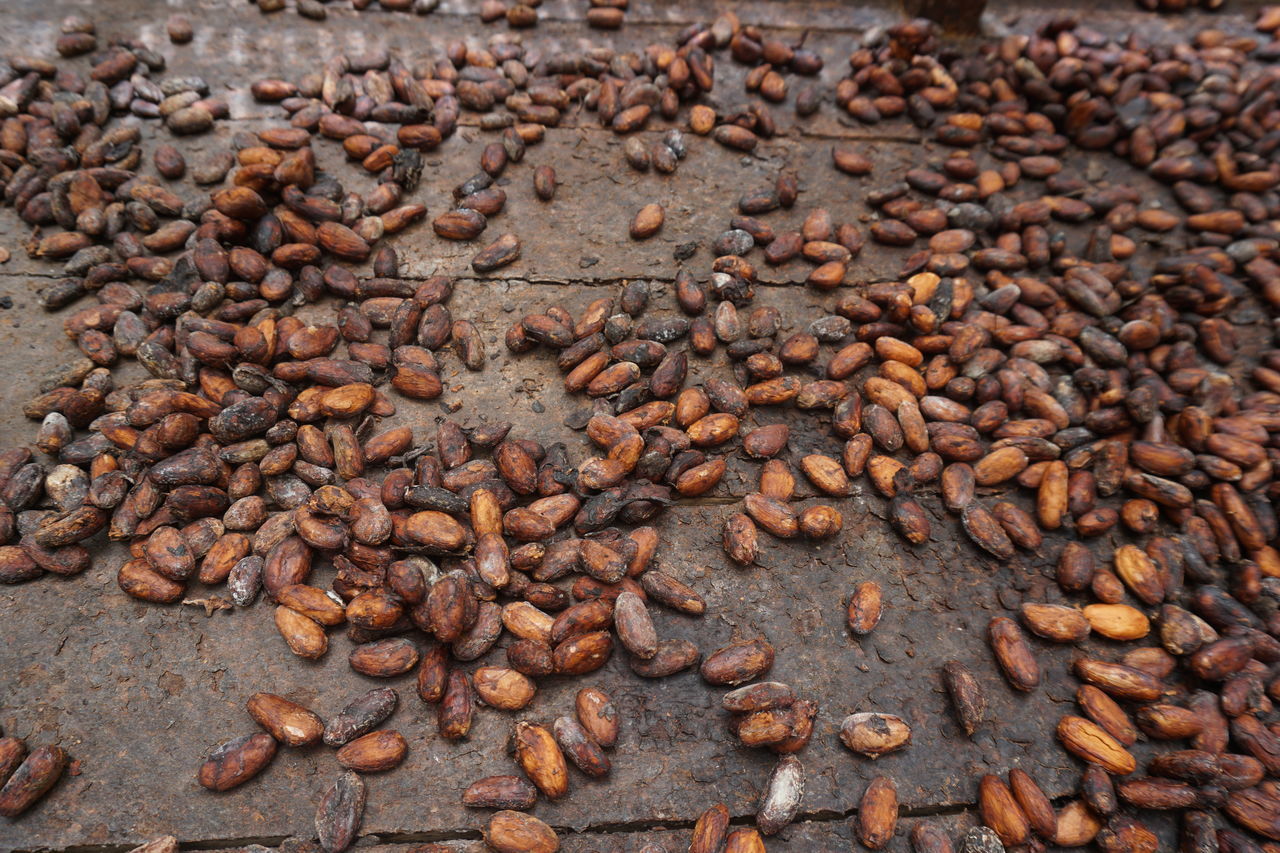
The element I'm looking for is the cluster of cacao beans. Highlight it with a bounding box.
[703,173,864,290]
[195,688,386,851]
[623,128,689,174]
[164,390,713,852]
[1,26,230,262]
[1138,0,1225,11]
[0,2,1279,852]
[493,12,1280,853]
[247,6,823,178]
[474,689,622,852]
[254,0,443,22]
[478,0,628,31]
[254,0,644,20]
[0,728,68,820]
[722,675,815,754]
[720,678,814,839]
[478,0,541,29]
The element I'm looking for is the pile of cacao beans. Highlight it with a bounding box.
[0,4,1279,853]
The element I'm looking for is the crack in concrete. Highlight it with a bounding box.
[0,270,901,288]
[11,799,981,853]
[236,0,1263,38]
[178,110,933,145]
[0,269,63,280]
[673,496,741,507]
[236,0,894,36]
[430,274,901,288]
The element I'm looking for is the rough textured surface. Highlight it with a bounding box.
[0,0,1256,850]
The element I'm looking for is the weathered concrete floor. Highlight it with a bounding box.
[0,0,1263,850]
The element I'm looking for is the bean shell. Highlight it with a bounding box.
[756,755,803,835]
[316,771,366,853]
